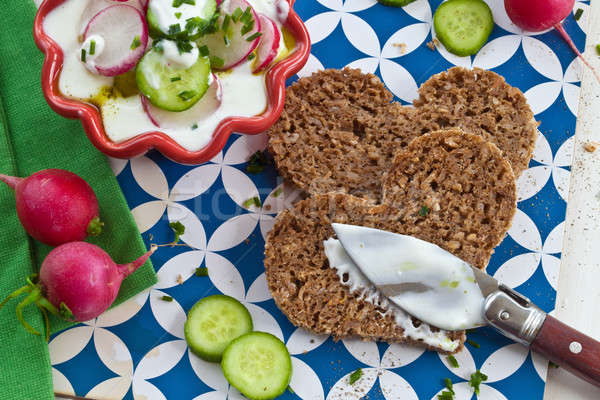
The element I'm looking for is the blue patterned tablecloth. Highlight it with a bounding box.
[49,1,591,399]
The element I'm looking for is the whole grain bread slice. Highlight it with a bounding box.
[414,67,538,178]
[382,129,517,269]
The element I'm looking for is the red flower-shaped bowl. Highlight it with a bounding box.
[34,0,310,164]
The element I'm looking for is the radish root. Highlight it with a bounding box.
[554,22,600,85]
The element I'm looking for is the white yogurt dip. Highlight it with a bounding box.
[43,0,293,151]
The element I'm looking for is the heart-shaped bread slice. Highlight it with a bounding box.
[265,130,516,352]
[268,67,536,200]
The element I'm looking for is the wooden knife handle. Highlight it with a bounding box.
[531,315,600,387]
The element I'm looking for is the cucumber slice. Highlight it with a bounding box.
[377,0,416,7]
[184,295,253,362]
[222,332,292,400]
[433,0,493,57]
[136,44,211,111]
[147,0,217,40]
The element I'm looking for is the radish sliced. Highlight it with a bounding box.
[80,0,145,34]
[197,0,262,70]
[252,14,281,73]
[142,74,223,129]
[83,4,148,76]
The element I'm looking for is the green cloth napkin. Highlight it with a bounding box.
[0,2,158,399]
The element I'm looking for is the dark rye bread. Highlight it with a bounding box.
[268,67,536,199]
[268,68,420,201]
[414,67,538,178]
[382,129,517,269]
[264,192,466,351]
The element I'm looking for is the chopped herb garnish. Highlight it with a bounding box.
[449,281,459,288]
[419,205,430,217]
[169,23,182,35]
[204,13,221,34]
[468,370,488,395]
[549,361,560,369]
[169,221,186,243]
[273,187,283,197]
[210,56,225,69]
[574,8,584,21]
[175,12,182,19]
[241,20,255,36]
[222,14,231,32]
[444,378,454,394]
[161,295,174,302]
[191,123,199,130]
[81,48,87,62]
[176,39,193,54]
[231,7,243,22]
[185,16,202,34]
[246,151,268,174]
[89,40,96,55]
[224,34,231,46]
[178,90,197,101]
[247,52,256,61]
[243,196,261,208]
[348,368,362,385]
[467,339,480,348]
[596,44,600,56]
[437,391,454,400]
[173,0,195,7]
[447,355,459,368]
[171,76,182,82]
[199,45,210,57]
[131,35,142,50]
[240,7,253,24]
[195,267,208,277]
[246,32,262,42]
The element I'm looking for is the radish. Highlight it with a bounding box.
[83,4,148,76]
[80,0,146,34]
[0,169,103,247]
[142,74,223,128]
[0,243,156,337]
[504,0,600,84]
[252,14,281,73]
[196,0,262,70]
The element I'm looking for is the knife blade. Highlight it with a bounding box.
[331,223,600,387]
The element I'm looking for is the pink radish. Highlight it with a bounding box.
[252,14,281,73]
[83,4,148,76]
[80,0,145,34]
[0,169,103,247]
[0,243,156,337]
[142,74,222,128]
[197,0,262,70]
[505,0,600,84]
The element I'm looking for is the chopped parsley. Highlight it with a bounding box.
[169,221,186,243]
[175,12,182,19]
[447,354,459,368]
[574,8,584,21]
[246,31,262,42]
[169,23,182,35]
[131,35,142,50]
[348,368,362,385]
[89,40,96,55]
[191,123,198,130]
[171,76,182,82]
[419,205,430,217]
[176,39,193,54]
[247,52,256,61]
[466,339,480,348]
[243,196,261,208]
[468,370,488,395]
[173,0,195,7]
[199,45,210,57]
[246,150,268,174]
[210,56,225,69]
[161,295,174,302]
[80,48,87,62]
[195,267,208,277]
[178,90,197,101]
[273,187,283,197]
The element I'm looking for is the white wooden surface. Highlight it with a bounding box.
[543,2,600,398]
